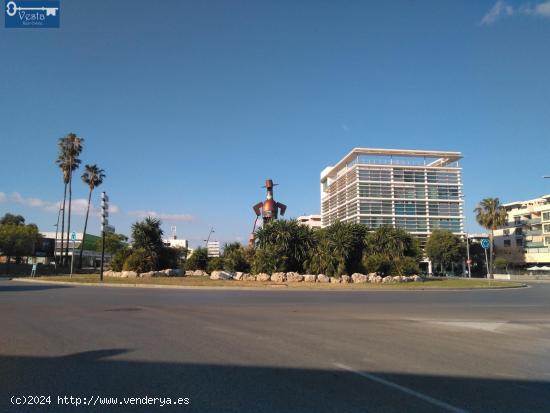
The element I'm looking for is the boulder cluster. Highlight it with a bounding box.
[103,269,423,283]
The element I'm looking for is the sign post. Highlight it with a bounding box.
[70,231,76,277]
[481,238,490,278]
[100,192,109,282]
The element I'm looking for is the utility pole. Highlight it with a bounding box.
[204,227,215,247]
[100,192,109,282]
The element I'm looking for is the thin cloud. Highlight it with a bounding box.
[481,0,550,25]
[0,191,118,216]
[128,210,194,222]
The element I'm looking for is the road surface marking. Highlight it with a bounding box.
[333,362,469,413]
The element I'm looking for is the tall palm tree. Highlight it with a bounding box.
[55,142,71,266]
[56,133,84,266]
[474,198,507,279]
[78,164,105,268]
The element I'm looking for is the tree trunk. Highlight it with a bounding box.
[65,165,73,266]
[79,188,92,269]
[489,229,494,279]
[59,183,67,268]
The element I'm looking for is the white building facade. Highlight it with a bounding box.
[320,148,464,249]
[296,214,322,229]
[494,195,550,265]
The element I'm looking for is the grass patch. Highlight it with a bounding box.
[30,275,524,290]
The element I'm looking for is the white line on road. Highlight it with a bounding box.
[333,362,470,413]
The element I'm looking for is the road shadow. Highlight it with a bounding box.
[0,283,71,292]
[0,349,549,412]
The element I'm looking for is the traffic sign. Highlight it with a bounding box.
[481,239,490,249]
[71,231,77,241]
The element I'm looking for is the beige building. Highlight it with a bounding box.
[321,148,464,249]
[494,195,550,265]
[296,214,322,229]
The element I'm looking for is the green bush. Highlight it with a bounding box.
[392,256,420,276]
[223,243,250,273]
[122,248,155,273]
[362,254,392,275]
[110,248,130,272]
[251,247,285,275]
[207,257,224,273]
[185,247,209,271]
[494,257,508,270]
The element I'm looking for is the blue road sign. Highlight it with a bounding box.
[481,239,490,250]
[71,231,77,241]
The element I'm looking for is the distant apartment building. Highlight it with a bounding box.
[207,241,220,258]
[163,238,189,250]
[296,214,322,229]
[320,148,464,249]
[494,195,550,265]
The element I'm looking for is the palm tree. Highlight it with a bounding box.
[78,164,105,268]
[57,134,84,266]
[474,198,507,279]
[55,140,72,266]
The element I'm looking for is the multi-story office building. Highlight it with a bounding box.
[296,214,322,229]
[494,195,550,265]
[320,148,464,249]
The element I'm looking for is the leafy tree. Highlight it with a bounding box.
[56,133,84,266]
[425,229,465,275]
[255,219,315,273]
[132,217,164,255]
[222,242,250,272]
[96,233,128,255]
[468,242,487,277]
[0,213,25,226]
[474,198,507,278]
[185,247,209,271]
[0,223,40,269]
[79,164,105,268]
[307,221,368,276]
[158,246,184,269]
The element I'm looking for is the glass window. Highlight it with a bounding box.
[543,212,550,221]
[429,218,461,232]
[516,239,523,247]
[504,240,511,247]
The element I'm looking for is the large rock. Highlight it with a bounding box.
[412,275,423,282]
[368,272,377,277]
[193,270,208,276]
[210,271,233,280]
[286,272,304,282]
[341,275,351,284]
[256,273,271,281]
[382,276,393,284]
[392,276,403,283]
[185,270,195,276]
[368,274,378,283]
[330,277,341,284]
[317,274,330,283]
[271,272,287,283]
[121,271,138,278]
[242,273,256,281]
[303,274,317,283]
[140,271,155,278]
[233,272,244,281]
[352,273,368,283]
[111,271,122,277]
[374,275,383,283]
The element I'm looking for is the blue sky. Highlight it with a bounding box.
[1,0,549,247]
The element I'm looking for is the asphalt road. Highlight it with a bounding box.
[1,279,550,413]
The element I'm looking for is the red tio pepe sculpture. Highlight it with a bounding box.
[249,179,287,246]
